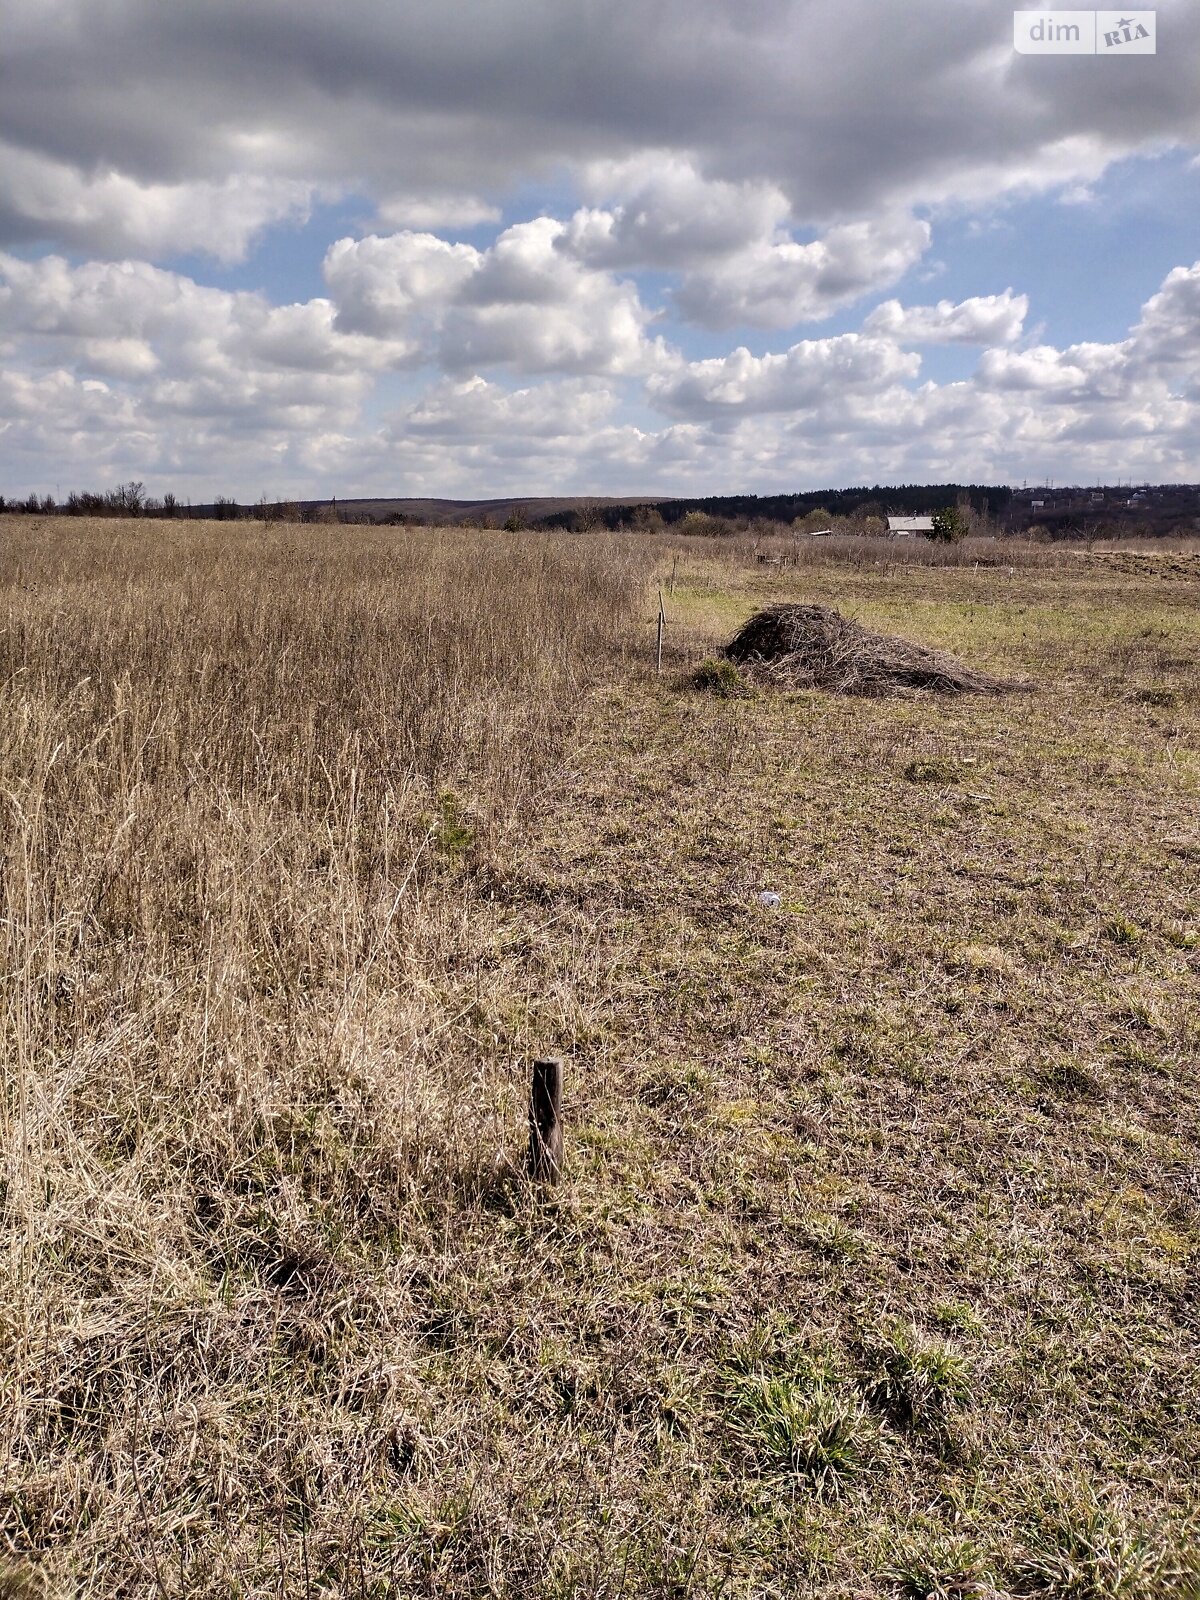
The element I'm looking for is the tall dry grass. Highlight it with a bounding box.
[720,530,1200,571]
[6,515,1196,1596]
[0,517,649,1595]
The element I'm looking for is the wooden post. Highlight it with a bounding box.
[656,588,665,677]
[527,1057,564,1183]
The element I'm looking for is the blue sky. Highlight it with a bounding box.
[1,0,1198,499]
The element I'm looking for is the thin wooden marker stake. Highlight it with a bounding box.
[527,1056,564,1183]
[656,588,666,676]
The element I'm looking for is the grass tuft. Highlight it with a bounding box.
[880,1534,994,1599]
[860,1320,971,1431]
[732,1375,875,1493]
[904,756,961,784]
[691,656,755,697]
[1013,1498,1200,1599]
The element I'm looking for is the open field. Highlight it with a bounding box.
[1,518,1198,1598]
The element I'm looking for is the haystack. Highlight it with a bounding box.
[724,603,1027,696]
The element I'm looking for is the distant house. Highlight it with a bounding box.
[887,515,933,537]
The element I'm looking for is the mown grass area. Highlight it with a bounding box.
[1,519,1197,1598]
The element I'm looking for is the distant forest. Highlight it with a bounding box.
[4,480,1199,538]
[0,482,1011,526]
[535,484,1013,530]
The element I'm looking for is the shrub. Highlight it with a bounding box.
[630,505,665,532]
[434,789,474,865]
[930,506,969,543]
[691,658,753,698]
[679,510,736,537]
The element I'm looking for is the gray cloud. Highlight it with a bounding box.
[2,0,1197,260]
[2,0,1199,497]
[561,155,792,271]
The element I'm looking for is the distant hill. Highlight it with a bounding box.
[281,487,1013,528]
[34,481,1199,537]
[296,496,670,525]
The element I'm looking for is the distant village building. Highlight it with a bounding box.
[886,516,933,537]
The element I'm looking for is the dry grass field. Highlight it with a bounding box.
[1,517,1198,1599]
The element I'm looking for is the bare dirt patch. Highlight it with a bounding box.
[1089,549,1200,581]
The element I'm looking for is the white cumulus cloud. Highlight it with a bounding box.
[325,220,662,375]
[0,143,314,263]
[646,334,920,417]
[401,375,617,439]
[672,215,932,330]
[562,153,793,269]
[865,290,1028,346]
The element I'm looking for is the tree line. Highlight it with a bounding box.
[0,484,381,523]
[537,484,1012,532]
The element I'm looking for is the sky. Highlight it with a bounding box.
[1,0,1199,501]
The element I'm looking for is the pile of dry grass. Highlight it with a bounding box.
[724,602,1029,696]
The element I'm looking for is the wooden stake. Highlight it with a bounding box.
[527,1056,564,1183]
[656,588,665,677]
